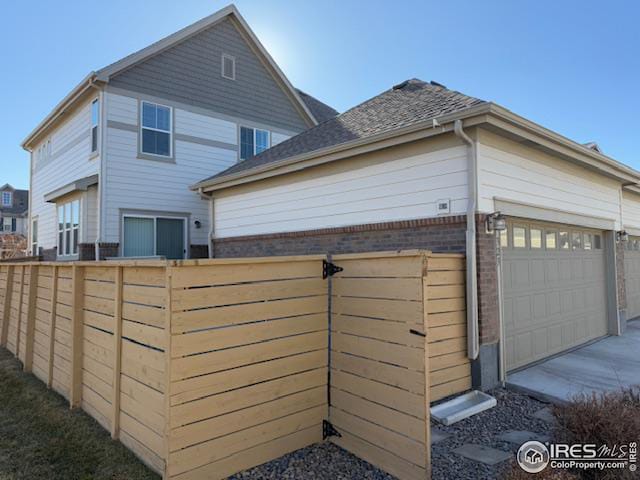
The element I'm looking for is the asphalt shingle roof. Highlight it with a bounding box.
[296,89,339,123]
[200,78,486,184]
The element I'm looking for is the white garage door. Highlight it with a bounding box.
[624,237,640,321]
[501,220,609,371]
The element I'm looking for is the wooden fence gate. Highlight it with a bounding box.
[0,251,469,480]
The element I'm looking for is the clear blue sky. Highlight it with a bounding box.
[2,0,639,189]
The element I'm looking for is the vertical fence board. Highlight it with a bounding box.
[111,266,123,439]
[70,265,85,408]
[47,266,58,388]
[15,266,26,359]
[422,267,432,479]
[1,265,14,346]
[23,265,39,372]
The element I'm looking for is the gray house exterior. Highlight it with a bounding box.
[22,5,336,262]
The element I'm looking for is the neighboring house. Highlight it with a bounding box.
[21,5,337,261]
[0,184,28,236]
[193,78,640,391]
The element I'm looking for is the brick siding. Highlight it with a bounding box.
[476,214,499,345]
[213,215,502,348]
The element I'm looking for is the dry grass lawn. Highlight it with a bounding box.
[0,348,159,480]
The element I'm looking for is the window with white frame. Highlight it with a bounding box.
[1,191,12,207]
[35,139,51,166]
[31,219,38,254]
[239,126,270,160]
[222,53,235,80]
[57,199,80,257]
[141,102,172,157]
[91,99,99,153]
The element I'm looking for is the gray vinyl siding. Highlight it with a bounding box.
[109,18,308,133]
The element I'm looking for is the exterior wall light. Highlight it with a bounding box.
[194,220,202,229]
[486,212,507,233]
[617,230,629,242]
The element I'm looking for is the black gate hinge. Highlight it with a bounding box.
[323,420,342,440]
[322,259,343,279]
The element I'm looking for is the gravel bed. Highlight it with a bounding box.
[431,388,553,480]
[230,388,553,480]
[230,441,394,480]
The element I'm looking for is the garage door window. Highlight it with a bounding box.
[594,234,602,249]
[559,231,570,249]
[513,226,526,248]
[572,232,582,250]
[530,228,542,248]
[545,231,557,249]
[584,233,593,250]
[500,228,509,248]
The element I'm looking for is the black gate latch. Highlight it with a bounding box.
[322,260,343,279]
[323,420,342,440]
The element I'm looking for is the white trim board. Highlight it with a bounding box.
[493,197,616,231]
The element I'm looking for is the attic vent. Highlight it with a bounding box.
[393,80,410,90]
[430,80,447,89]
[222,54,235,80]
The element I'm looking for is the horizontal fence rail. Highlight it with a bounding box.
[0,251,468,480]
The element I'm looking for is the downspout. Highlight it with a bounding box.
[454,120,480,360]
[90,84,105,261]
[198,188,214,258]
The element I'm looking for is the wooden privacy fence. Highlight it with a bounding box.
[0,251,469,480]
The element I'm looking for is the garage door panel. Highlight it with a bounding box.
[532,294,546,320]
[513,260,530,287]
[531,260,545,285]
[514,296,531,326]
[545,259,559,283]
[503,220,608,370]
[624,238,640,321]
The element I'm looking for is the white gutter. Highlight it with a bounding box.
[22,72,98,150]
[454,120,480,360]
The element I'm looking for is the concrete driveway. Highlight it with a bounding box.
[507,320,640,403]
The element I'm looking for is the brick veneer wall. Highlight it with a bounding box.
[213,215,502,349]
[476,214,499,345]
[213,216,467,257]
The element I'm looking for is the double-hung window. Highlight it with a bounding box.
[57,199,80,257]
[91,99,99,153]
[239,126,270,160]
[141,102,172,157]
[1,191,12,207]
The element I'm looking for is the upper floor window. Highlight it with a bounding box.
[222,54,235,80]
[1,191,12,207]
[57,199,80,257]
[239,127,270,161]
[141,102,172,157]
[91,99,100,153]
[35,139,51,166]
